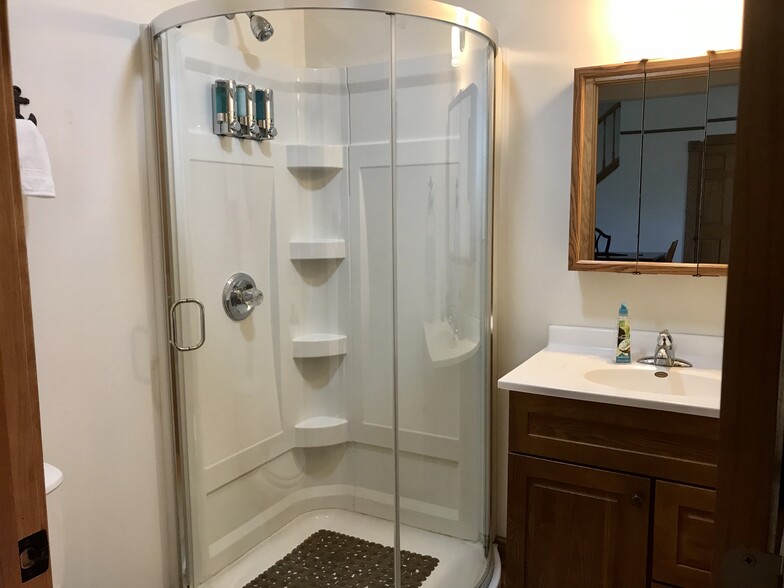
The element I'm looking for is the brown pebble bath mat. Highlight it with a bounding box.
[242,529,439,588]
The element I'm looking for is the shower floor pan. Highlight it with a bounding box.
[201,509,490,588]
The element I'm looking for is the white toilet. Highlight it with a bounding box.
[43,463,64,588]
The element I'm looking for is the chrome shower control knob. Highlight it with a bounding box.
[229,120,242,133]
[239,287,263,307]
[267,126,278,138]
[222,272,263,321]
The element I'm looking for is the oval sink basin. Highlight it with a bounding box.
[584,368,719,398]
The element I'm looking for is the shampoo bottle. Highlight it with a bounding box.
[616,304,631,363]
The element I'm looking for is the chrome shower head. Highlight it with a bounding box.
[247,13,274,42]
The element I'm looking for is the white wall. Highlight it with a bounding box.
[448,0,743,536]
[8,1,744,586]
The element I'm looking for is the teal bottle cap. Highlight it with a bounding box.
[619,304,628,315]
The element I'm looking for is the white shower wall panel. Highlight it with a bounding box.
[347,152,394,431]
[174,11,308,70]
[182,159,282,468]
[351,443,461,532]
[165,28,355,582]
[203,446,354,577]
[395,159,461,440]
[346,52,485,541]
[293,68,349,145]
[163,15,488,581]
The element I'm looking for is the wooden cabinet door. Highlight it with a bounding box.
[507,455,651,588]
[653,481,716,587]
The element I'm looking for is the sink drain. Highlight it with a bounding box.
[655,371,668,378]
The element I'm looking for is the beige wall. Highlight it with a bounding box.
[8,1,182,586]
[8,0,743,585]
[450,0,742,537]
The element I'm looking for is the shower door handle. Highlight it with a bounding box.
[170,298,206,351]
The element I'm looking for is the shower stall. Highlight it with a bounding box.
[146,2,497,586]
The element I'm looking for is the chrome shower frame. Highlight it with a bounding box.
[150,0,498,48]
[143,2,498,587]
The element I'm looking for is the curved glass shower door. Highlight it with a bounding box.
[151,3,495,587]
[393,15,494,587]
[158,10,394,585]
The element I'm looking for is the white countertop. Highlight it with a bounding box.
[498,326,722,418]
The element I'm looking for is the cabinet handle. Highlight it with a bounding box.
[631,493,644,507]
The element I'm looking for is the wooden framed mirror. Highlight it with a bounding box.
[569,51,740,275]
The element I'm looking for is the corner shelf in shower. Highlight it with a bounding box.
[286,144,345,170]
[290,239,346,261]
[292,333,347,358]
[293,416,349,448]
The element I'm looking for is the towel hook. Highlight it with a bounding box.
[13,86,37,126]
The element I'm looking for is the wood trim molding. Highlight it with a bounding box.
[568,51,740,276]
[713,0,784,579]
[0,0,52,585]
[569,260,727,276]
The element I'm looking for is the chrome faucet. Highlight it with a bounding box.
[638,330,693,368]
[654,330,674,366]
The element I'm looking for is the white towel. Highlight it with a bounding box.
[15,119,55,198]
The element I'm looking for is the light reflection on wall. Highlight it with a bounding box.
[605,0,744,60]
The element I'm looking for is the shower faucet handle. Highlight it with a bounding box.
[222,272,263,321]
[239,287,264,307]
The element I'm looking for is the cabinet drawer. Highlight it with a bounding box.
[653,481,716,587]
[509,393,719,487]
[508,454,650,587]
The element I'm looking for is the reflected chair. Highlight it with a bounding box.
[595,228,611,258]
[664,239,679,262]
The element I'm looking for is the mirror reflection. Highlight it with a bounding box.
[696,67,739,263]
[593,65,739,264]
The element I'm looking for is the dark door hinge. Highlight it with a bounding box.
[18,529,49,582]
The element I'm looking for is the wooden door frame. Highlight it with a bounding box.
[0,0,52,585]
[714,0,784,582]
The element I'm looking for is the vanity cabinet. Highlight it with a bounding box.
[506,392,719,588]
[508,455,650,586]
[652,481,716,587]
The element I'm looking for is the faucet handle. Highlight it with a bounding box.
[657,329,673,348]
[238,287,264,308]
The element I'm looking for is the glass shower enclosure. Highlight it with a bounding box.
[146,2,496,586]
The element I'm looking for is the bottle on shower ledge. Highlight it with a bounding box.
[616,303,631,363]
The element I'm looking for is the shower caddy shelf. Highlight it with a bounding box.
[285,144,345,170]
[293,416,349,448]
[292,333,347,358]
[289,239,346,260]
[287,137,347,357]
